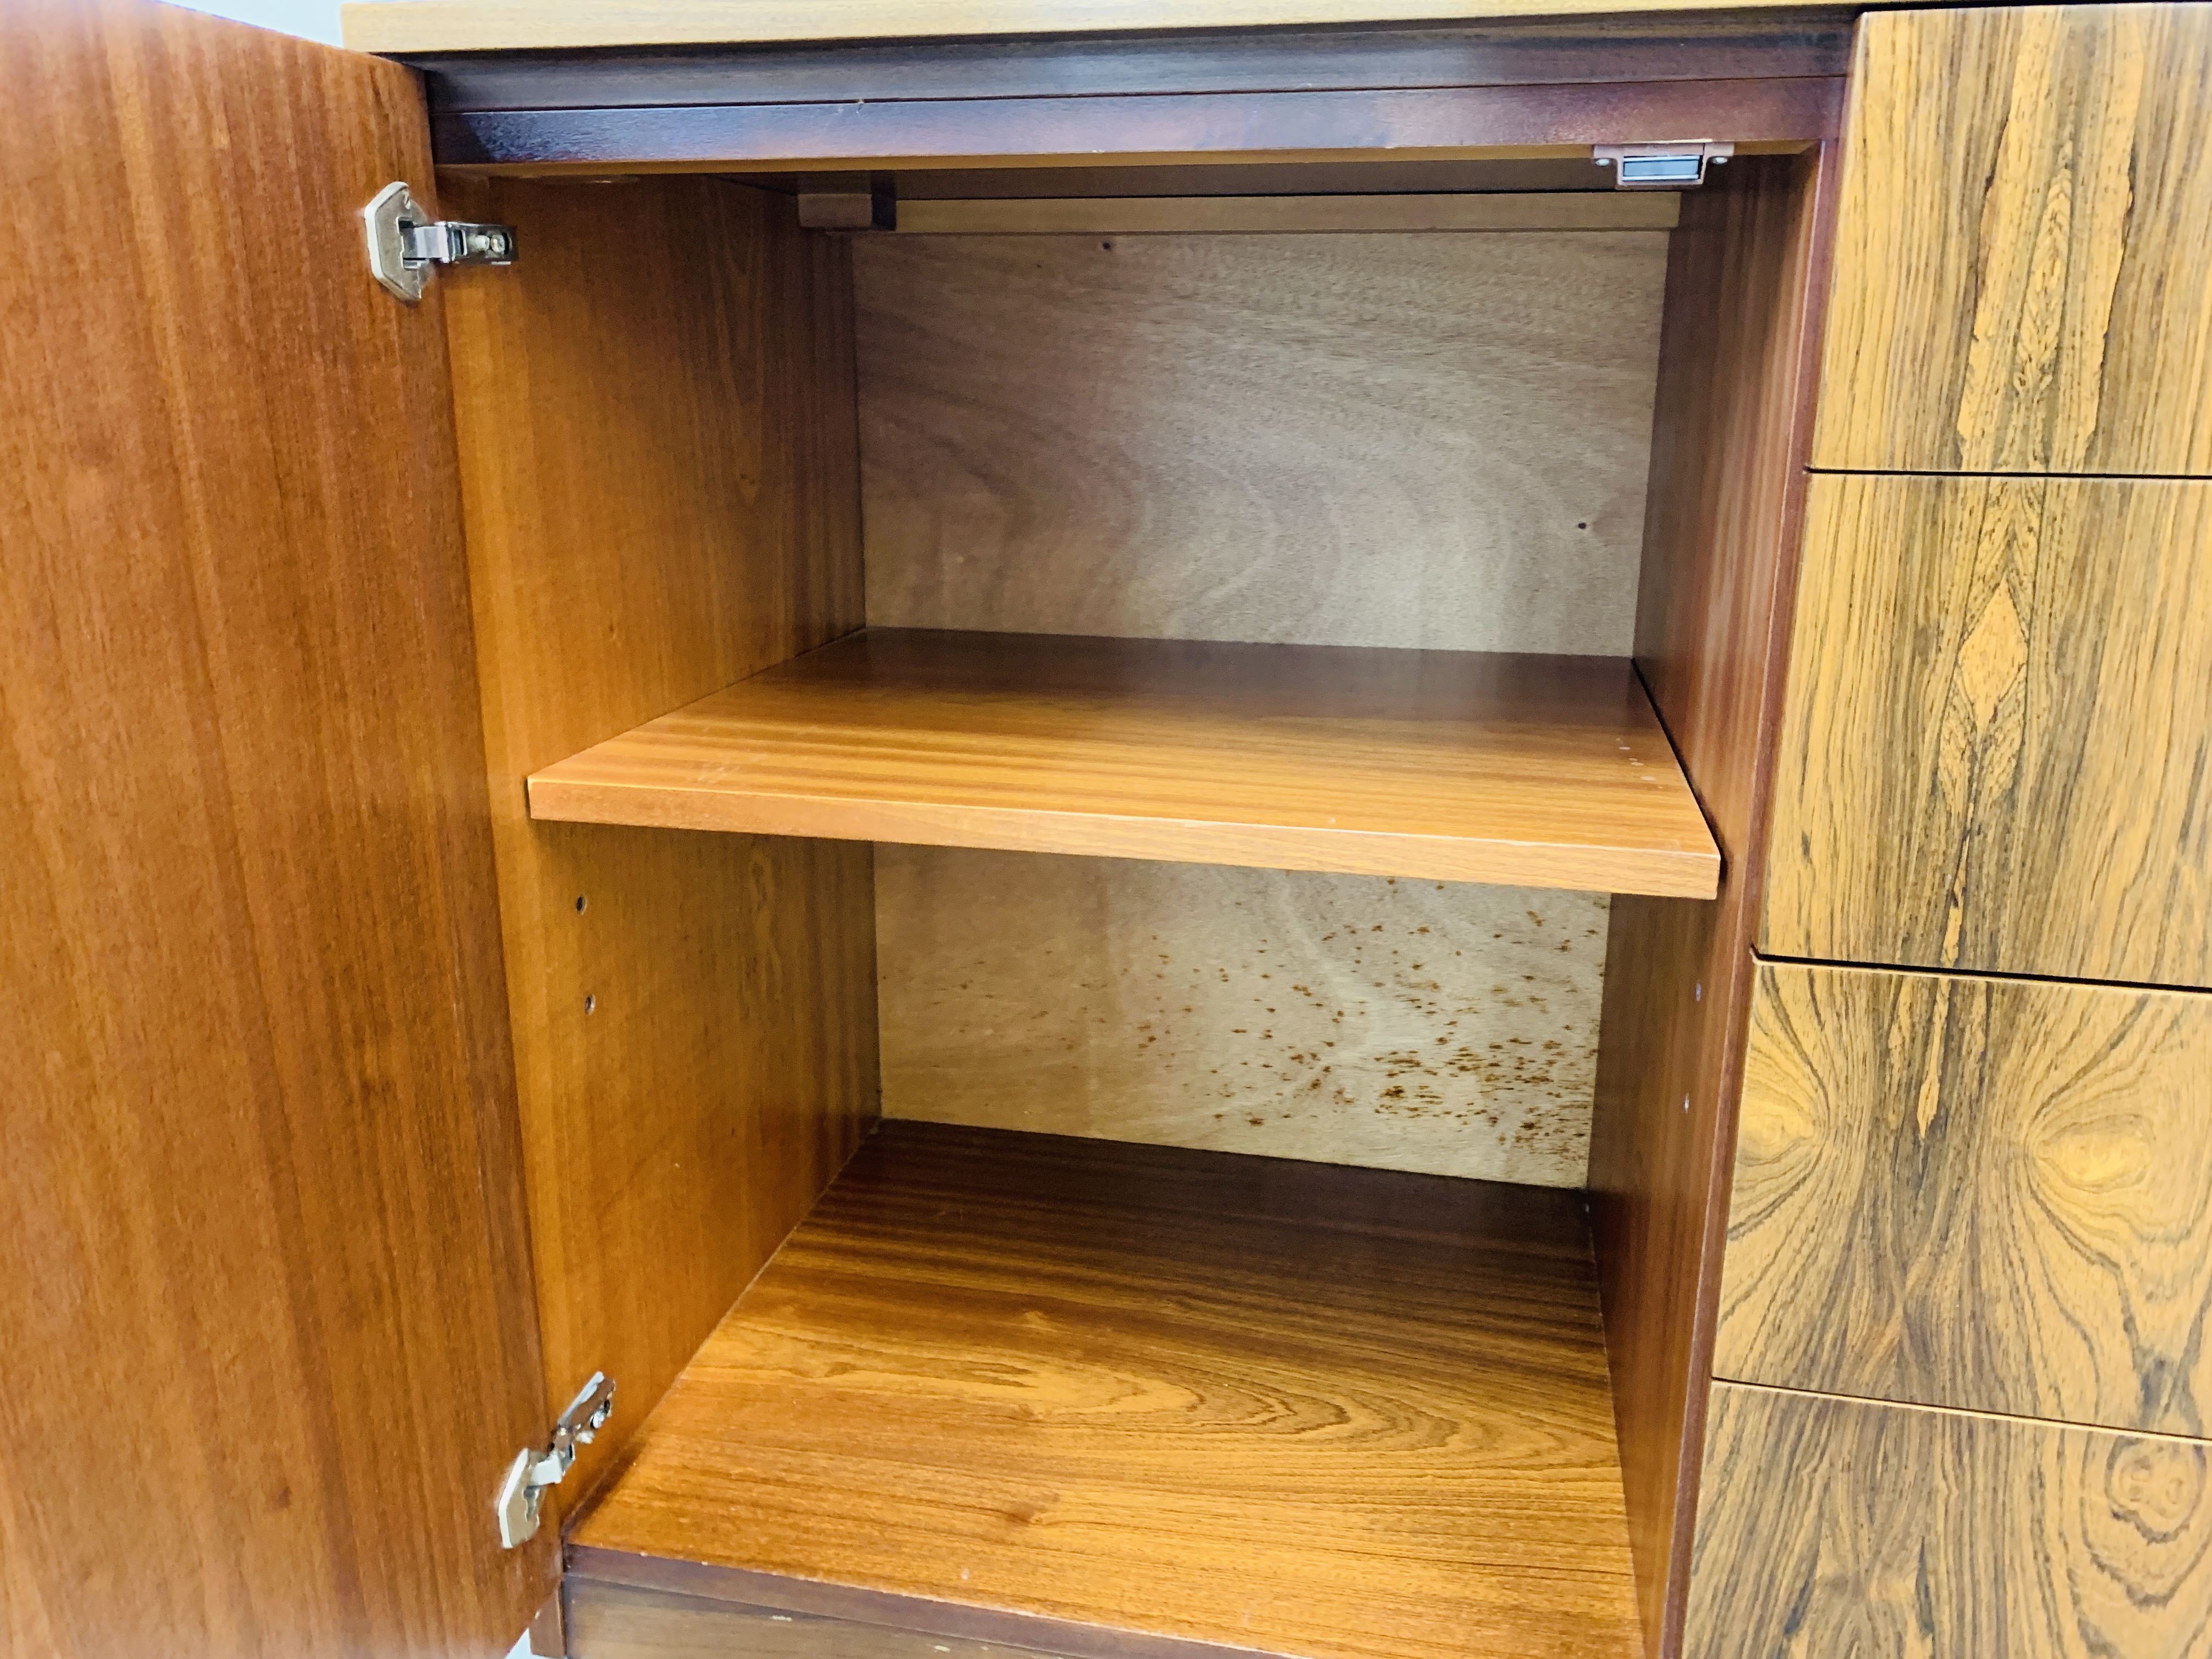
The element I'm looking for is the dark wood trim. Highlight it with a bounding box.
[565,1549,1287,1659]
[406,13,1853,114]
[432,76,1842,170]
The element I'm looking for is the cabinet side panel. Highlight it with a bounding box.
[0,3,552,1653]
[1590,145,1836,1659]
[439,176,877,1517]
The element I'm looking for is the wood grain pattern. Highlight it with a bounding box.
[1585,147,1837,1658]
[1763,475,2212,988]
[878,847,1609,1186]
[569,1122,1639,1659]
[1686,1381,2212,1659]
[0,3,550,1652]
[528,629,1720,896]
[1716,962,2212,1435]
[568,1581,1073,1659]
[437,174,878,1516]
[856,231,1663,656]
[343,0,1877,53]
[891,193,1680,233]
[1813,3,2212,475]
[427,78,1841,175]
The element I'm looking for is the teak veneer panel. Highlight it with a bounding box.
[437,175,878,1514]
[2,3,549,1651]
[568,1122,1639,1659]
[528,629,1720,896]
[856,231,1663,658]
[343,0,1883,53]
[1717,962,2212,1436]
[1686,1383,2212,1658]
[878,848,1609,1186]
[1764,475,2212,988]
[1814,3,2212,475]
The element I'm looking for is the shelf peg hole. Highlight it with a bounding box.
[584,994,597,1015]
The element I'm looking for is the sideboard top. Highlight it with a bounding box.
[340,0,1882,54]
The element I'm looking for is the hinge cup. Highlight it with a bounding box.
[495,1372,616,1549]
[364,181,517,303]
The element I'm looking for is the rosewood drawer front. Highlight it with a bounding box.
[1684,1381,2212,1659]
[1763,474,2212,988]
[1714,960,2212,1435]
[1813,3,2212,475]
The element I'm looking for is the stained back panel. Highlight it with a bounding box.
[438,176,879,1516]
[856,228,1668,1181]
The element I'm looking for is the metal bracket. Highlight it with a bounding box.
[363,181,517,303]
[1592,142,1735,189]
[495,1372,616,1549]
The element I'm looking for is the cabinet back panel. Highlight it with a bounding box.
[880,848,1608,1185]
[858,229,1664,653]
[859,228,1663,1177]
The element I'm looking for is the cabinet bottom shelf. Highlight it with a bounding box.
[565,1122,1638,1659]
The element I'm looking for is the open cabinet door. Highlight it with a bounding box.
[1,3,554,1655]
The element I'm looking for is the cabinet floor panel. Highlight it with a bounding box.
[527,628,1718,898]
[566,1121,1638,1659]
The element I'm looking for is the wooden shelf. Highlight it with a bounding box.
[528,629,1719,896]
[567,1122,1640,1659]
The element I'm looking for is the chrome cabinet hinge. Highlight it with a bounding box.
[495,1372,616,1549]
[363,181,517,304]
[1592,142,1735,189]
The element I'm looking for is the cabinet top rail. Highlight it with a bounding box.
[341,0,1892,55]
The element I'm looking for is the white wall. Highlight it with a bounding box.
[170,0,342,44]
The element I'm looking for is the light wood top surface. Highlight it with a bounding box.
[567,1121,1640,1659]
[527,629,1720,897]
[343,0,1886,54]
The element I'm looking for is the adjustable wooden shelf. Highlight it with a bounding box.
[527,629,1720,897]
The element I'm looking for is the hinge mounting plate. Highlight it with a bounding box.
[363,180,517,304]
[1592,142,1735,189]
[495,1372,616,1549]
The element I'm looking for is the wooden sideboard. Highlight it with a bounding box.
[4,4,2203,1658]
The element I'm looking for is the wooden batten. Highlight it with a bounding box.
[889,191,1680,234]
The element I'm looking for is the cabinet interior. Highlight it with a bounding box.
[435,146,1829,1659]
